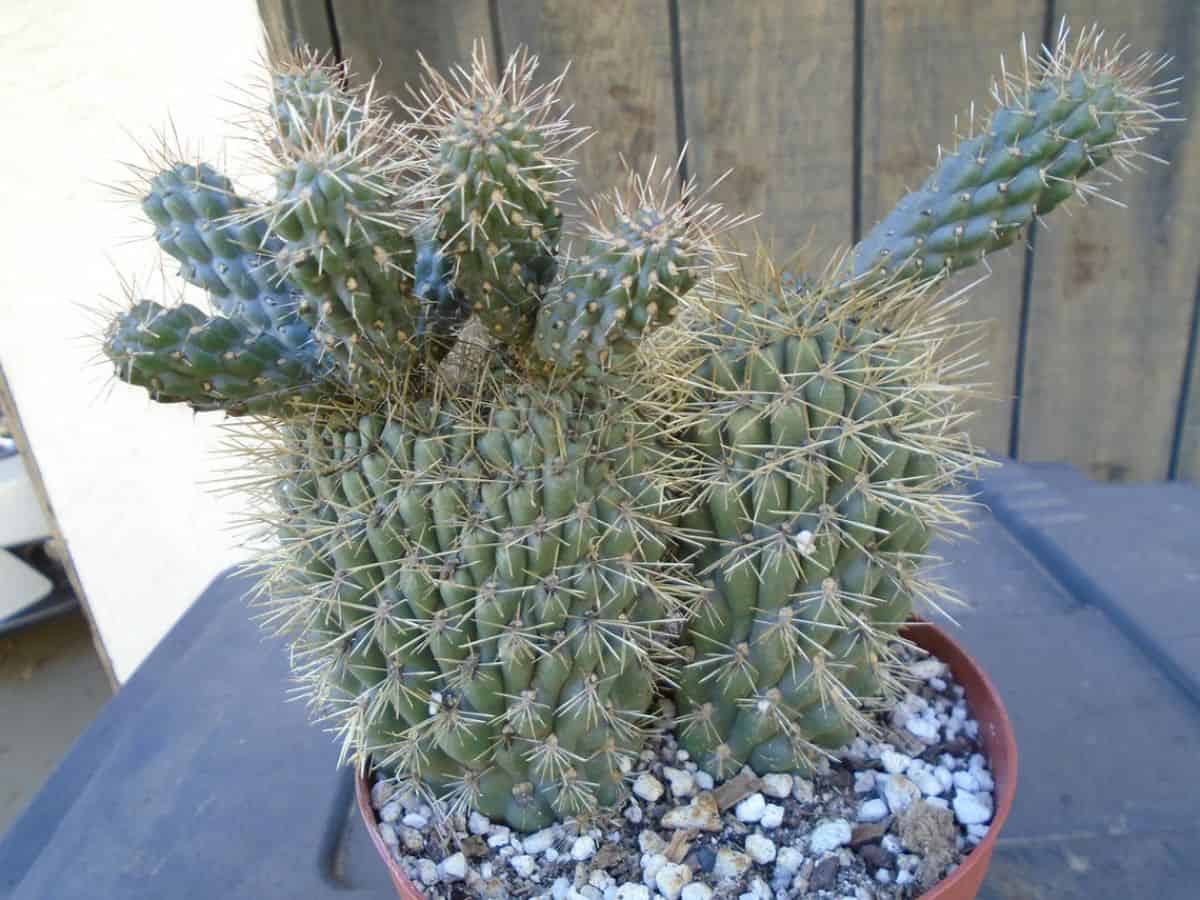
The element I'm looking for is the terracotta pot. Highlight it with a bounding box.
[356,619,1017,900]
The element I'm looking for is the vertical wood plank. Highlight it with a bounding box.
[861,2,1047,454]
[332,0,493,101]
[494,0,678,205]
[1019,0,1200,481]
[256,0,337,56]
[678,1,856,259]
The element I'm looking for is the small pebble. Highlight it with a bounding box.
[776,846,805,873]
[910,659,946,680]
[417,858,438,886]
[440,852,467,881]
[615,884,651,900]
[953,790,993,826]
[370,780,395,810]
[808,819,852,854]
[713,848,752,880]
[377,822,398,847]
[853,771,877,794]
[857,798,889,823]
[523,827,557,855]
[399,827,424,852]
[695,770,715,791]
[571,835,597,861]
[759,803,784,829]
[663,766,697,798]
[883,774,921,814]
[953,770,980,792]
[468,811,491,835]
[379,800,401,823]
[905,716,940,743]
[681,884,714,900]
[624,803,644,824]
[654,862,692,900]
[642,851,668,883]
[747,875,772,898]
[400,813,428,829]
[910,767,945,797]
[875,868,892,884]
[880,750,911,775]
[735,793,767,823]
[508,854,536,877]
[760,773,793,799]
[633,773,664,803]
[746,833,776,864]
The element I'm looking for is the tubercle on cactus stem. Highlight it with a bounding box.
[97,22,1175,830]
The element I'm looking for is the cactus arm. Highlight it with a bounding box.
[104,300,334,415]
[850,29,1170,289]
[532,172,736,376]
[142,162,309,344]
[265,90,461,385]
[422,47,576,345]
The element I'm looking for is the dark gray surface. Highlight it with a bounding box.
[2,462,1198,898]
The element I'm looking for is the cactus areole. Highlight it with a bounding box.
[102,27,1171,831]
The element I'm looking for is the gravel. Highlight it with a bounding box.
[368,645,997,898]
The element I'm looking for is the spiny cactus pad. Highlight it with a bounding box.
[99,24,1172,829]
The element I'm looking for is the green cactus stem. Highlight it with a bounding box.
[140,161,310,348]
[532,167,737,376]
[849,25,1173,292]
[104,299,334,415]
[419,46,579,345]
[259,375,692,829]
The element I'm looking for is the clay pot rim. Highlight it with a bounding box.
[355,618,1018,900]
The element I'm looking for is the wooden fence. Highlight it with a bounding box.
[258,1,1200,483]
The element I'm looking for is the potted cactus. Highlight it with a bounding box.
[100,22,1169,900]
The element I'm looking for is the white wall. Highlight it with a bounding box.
[0,0,270,680]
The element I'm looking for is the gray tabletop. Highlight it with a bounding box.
[2,461,1198,899]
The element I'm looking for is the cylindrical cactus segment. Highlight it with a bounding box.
[142,162,309,348]
[263,84,461,385]
[851,26,1173,289]
[104,299,334,414]
[533,170,736,375]
[263,376,690,829]
[420,45,579,345]
[669,272,977,779]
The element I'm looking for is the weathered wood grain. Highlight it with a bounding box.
[494,0,678,208]
[1019,1,1200,481]
[331,0,492,102]
[861,2,1047,454]
[677,1,856,259]
[257,0,336,56]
